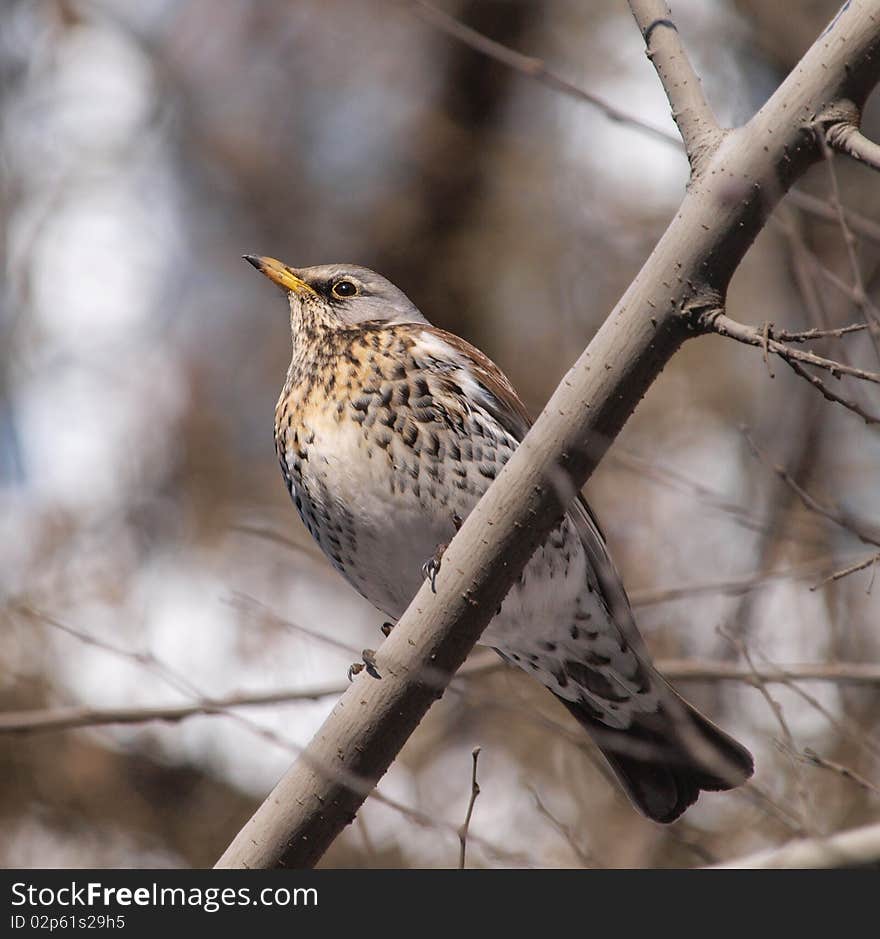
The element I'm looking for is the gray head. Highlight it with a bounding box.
[244,256,428,328]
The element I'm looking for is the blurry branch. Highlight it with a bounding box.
[778,357,879,424]
[217,1,880,870]
[630,555,864,605]
[611,449,823,544]
[796,747,880,797]
[0,687,345,735]
[815,129,880,360]
[406,0,678,148]
[739,423,880,587]
[725,630,813,829]
[743,430,880,549]
[457,747,482,870]
[656,661,880,686]
[0,650,504,735]
[786,189,880,246]
[628,0,720,170]
[8,658,879,735]
[709,821,880,869]
[810,552,880,590]
[411,0,880,244]
[12,604,203,699]
[529,787,600,868]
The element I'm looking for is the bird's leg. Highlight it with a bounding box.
[421,514,464,595]
[421,548,445,594]
[348,649,382,681]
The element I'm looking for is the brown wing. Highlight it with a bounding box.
[406,324,627,609]
[406,324,533,443]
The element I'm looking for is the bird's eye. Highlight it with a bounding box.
[331,279,358,299]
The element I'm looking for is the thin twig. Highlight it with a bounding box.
[708,314,880,386]
[5,660,878,736]
[630,555,865,606]
[783,356,880,424]
[407,0,679,149]
[742,430,880,547]
[799,747,880,796]
[529,787,600,868]
[787,189,880,246]
[723,630,815,831]
[814,124,880,367]
[458,747,482,869]
[611,448,823,545]
[810,552,880,590]
[408,0,880,245]
[772,322,870,342]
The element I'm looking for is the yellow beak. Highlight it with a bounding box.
[243,255,316,296]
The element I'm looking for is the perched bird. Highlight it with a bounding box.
[246,255,753,823]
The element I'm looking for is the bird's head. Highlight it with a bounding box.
[244,256,427,333]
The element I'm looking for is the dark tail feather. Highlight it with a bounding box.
[557,693,754,824]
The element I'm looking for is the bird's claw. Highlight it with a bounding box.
[422,543,447,594]
[380,621,394,637]
[349,648,382,681]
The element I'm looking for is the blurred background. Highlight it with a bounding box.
[2,0,880,869]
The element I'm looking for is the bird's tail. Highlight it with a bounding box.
[557,688,754,824]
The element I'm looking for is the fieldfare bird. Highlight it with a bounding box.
[246,255,754,823]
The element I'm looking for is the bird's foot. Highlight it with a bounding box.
[380,621,395,637]
[421,517,462,593]
[348,648,381,682]
[421,545,447,594]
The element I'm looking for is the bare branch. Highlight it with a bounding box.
[707,313,880,386]
[656,660,880,686]
[530,788,600,868]
[826,120,880,172]
[3,659,878,736]
[814,123,880,361]
[0,686,344,734]
[787,188,880,246]
[743,430,880,547]
[458,747,482,869]
[810,552,880,590]
[798,747,880,796]
[627,0,721,167]
[611,448,824,545]
[724,631,814,828]
[412,0,880,244]
[630,556,865,605]
[709,821,880,869]
[784,356,880,424]
[407,0,678,148]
